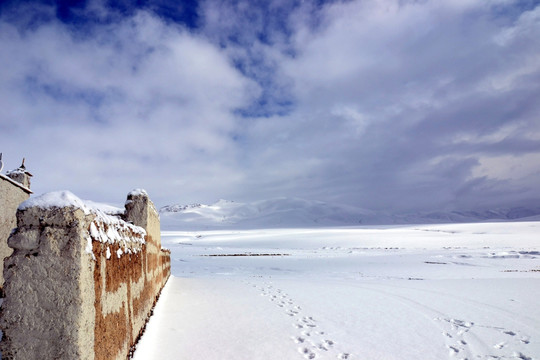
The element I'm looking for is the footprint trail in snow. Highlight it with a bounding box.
[435,317,533,360]
[247,279,353,359]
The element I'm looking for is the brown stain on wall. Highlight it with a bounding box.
[93,241,129,360]
[132,277,152,321]
[131,250,153,322]
[90,222,171,360]
[94,303,129,360]
[146,235,158,273]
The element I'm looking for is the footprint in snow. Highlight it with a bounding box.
[249,280,353,360]
[299,347,316,359]
[435,318,471,356]
[325,339,334,346]
[513,352,533,360]
[435,317,532,360]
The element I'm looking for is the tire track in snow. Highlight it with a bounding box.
[245,278,353,359]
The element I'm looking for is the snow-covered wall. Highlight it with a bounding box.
[0,190,170,360]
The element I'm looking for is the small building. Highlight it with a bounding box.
[0,155,33,292]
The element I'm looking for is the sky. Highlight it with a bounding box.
[0,0,539,213]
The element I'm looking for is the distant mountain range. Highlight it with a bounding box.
[158,197,540,230]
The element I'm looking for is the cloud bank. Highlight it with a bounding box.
[1,0,539,212]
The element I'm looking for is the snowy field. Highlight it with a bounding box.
[133,222,540,360]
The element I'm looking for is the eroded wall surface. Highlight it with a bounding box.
[0,175,31,290]
[0,190,171,360]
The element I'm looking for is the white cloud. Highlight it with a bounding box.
[472,153,540,181]
[1,0,539,212]
[0,10,259,205]
[231,0,540,210]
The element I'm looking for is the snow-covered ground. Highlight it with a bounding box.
[133,222,540,360]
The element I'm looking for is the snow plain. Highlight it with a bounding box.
[132,222,540,360]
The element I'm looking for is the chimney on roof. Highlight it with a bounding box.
[6,157,32,189]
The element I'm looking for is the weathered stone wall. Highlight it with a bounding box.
[0,174,32,291]
[0,190,171,360]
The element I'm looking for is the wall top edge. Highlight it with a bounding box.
[0,173,33,194]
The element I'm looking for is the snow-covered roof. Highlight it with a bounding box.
[5,167,32,177]
[0,173,32,194]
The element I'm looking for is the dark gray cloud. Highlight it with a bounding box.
[1,0,539,212]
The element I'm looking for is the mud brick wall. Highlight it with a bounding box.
[0,190,171,360]
[0,174,32,290]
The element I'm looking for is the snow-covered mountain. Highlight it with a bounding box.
[158,197,540,230]
[160,198,372,230]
